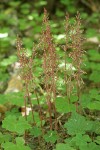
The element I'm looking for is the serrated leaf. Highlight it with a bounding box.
[87,49,100,61]
[71,134,92,148]
[54,143,75,150]
[64,112,93,135]
[94,136,100,144]
[80,94,91,108]
[30,126,42,137]
[89,89,100,101]
[89,71,100,83]
[0,92,24,106]
[80,142,100,150]
[70,95,78,103]
[86,29,97,38]
[1,141,31,150]
[43,130,58,143]
[0,132,12,144]
[0,55,17,66]
[5,107,21,117]
[16,137,25,145]
[55,97,75,113]
[87,101,100,110]
[2,115,31,134]
[90,121,100,134]
[1,142,15,150]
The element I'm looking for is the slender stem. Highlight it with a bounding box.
[47,99,52,130]
[34,89,43,129]
[25,83,36,125]
[24,93,27,141]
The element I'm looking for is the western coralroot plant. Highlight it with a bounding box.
[16,8,86,135]
[41,9,58,130]
[63,12,85,110]
[69,12,85,111]
[16,36,35,123]
[16,36,43,128]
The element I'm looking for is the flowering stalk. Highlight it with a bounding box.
[42,9,57,129]
[16,36,35,124]
[63,14,74,103]
[69,12,85,110]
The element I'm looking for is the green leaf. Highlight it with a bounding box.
[9,1,20,7]
[27,112,45,127]
[55,97,75,113]
[88,49,100,61]
[43,130,59,143]
[80,94,91,108]
[5,107,21,117]
[54,143,75,150]
[87,101,100,110]
[71,134,92,148]
[80,142,100,150]
[88,62,100,71]
[29,126,42,137]
[2,115,31,134]
[0,92,24,106]
[94,136,100,144]
[1,140,31,150]
[0,132,12,144]
[70,95,78,103]
[16,137,25,145]
[64,112,93,135]
[91,121,100,134]
[1,142,16,150]
[0,55,17,66]
[89,89,100,101]
[89,71,100,83]
[86,29,97,38]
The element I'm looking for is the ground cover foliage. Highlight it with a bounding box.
[0,1,100,150]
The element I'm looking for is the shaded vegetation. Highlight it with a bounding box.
[0,0,100,150]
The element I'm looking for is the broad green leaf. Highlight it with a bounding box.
[2,115,31,134]
[64,112,93,135]
[0,132,12,144]
[54,143,75,150]
[0,92,24,106]
[64,134,92,149]
[87,49,100,61]
[89,89,100,101]
[80,142,100,150]
[71,134,91,148]
[87,101,100,110]
[0,55,17,66]
[70,95,78,103]
[80,94,91,108]
[86,29,97,38]
[16,137,25,145]
[1,142,15,150]
[43,130,59,143]
[90,121,100,134]
[89,71,100,83]
[1,141,31,150]
[87,62,100,71]
[5,107,21,117]
[29,126,42,137]
[55,97,75,113]
[94,136,100,144]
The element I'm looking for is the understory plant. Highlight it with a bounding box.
[0,9,100,150]
[42,8,58,130]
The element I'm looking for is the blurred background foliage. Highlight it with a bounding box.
[0,0,100,93]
